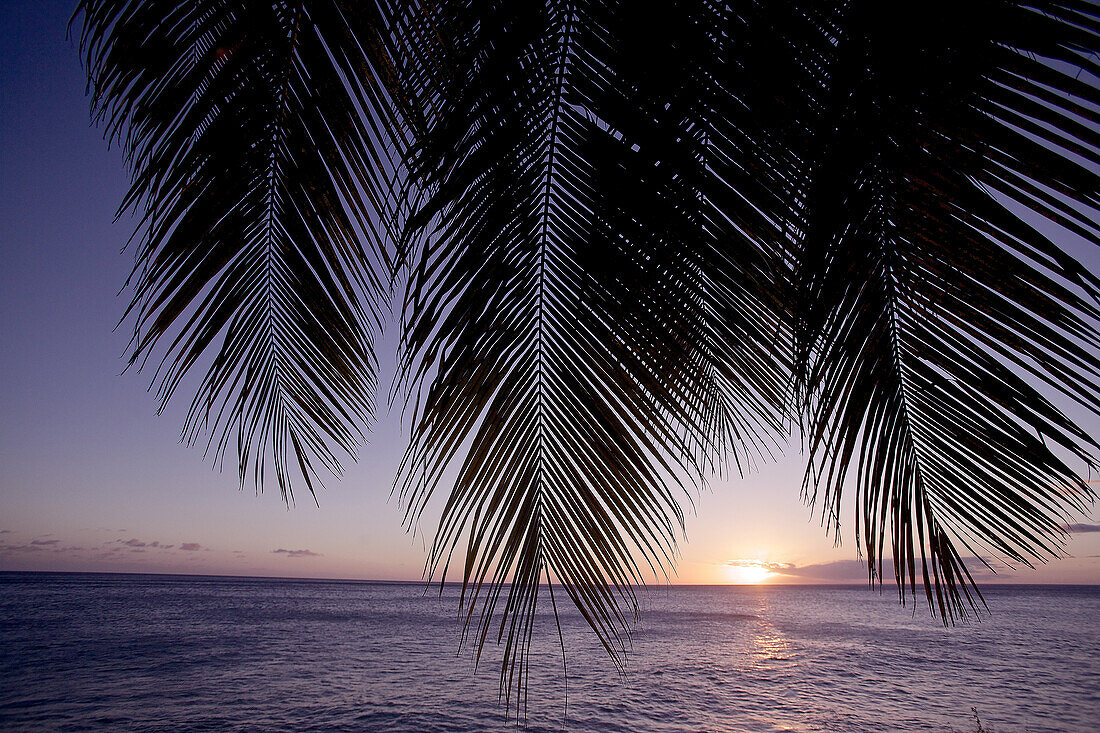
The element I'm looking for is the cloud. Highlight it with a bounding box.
[179,543,203,552]
[110,537,185,550]
[1,540,86,555]
[1066,523,1100,533]
[726,560,796,572]
[0,530,11,534]
[757,557,1009,583]
[0,543,44,553]
[767,559,871,582]
[272,548,322,558]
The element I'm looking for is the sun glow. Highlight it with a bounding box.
[725,563,775,584]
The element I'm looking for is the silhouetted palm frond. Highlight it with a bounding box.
[783,0,1100,619]
[394,0,795,706]
[76,0,408,498]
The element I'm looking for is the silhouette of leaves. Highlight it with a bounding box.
[75,0,408,498]
[783,0,1100,619]
[77,0,1100,713]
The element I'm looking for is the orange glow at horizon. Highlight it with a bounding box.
[724,563,776,584]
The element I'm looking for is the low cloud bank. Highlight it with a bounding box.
[727,557,1012,583]
[272,548,322,558]
[1066,523,1100,534]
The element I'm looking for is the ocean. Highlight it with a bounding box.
[0,573,1097,732]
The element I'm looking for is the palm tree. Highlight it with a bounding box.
[75,0,1100,711]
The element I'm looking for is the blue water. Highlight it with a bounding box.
[1,573,1097,732]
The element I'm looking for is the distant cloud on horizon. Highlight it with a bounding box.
[0,543,46,554]
[272,548,322,558]
[1,534,204,563]
[740,557,1012,583]
[1066,523,1100,533]
[115,538,180,549]
[1,541,84,555]
[770,559,870,582]
[727,559,796,572]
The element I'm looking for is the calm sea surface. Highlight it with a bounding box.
[1,573,1097,732]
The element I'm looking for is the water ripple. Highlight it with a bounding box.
[0,574,1096,731]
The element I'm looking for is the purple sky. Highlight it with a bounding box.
[2,0,1099,585]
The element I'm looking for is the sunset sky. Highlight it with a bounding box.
[3,0,1100,586]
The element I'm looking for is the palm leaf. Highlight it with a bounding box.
[395,0,792,708]
[75,0,408,498]
[786,0,1100,618]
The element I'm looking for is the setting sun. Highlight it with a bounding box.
[725,563,775,584]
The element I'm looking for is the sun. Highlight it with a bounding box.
[725,563,775,584]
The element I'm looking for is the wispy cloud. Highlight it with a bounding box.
[726,560,796,572]
[105,537,185,551]
[0,543,45,553]
[179,543,203,552]
[0,541,82,555]
[1066,523,1100,534]
[272,548,322,558]
[740,557,1011,583]
[765,559,870,582]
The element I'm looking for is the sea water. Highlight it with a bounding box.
[1,573,1097,731]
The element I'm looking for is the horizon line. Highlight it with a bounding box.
[1,568,1097,588]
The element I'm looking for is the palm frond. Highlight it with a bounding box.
[395,0,791,709]
[787,0,1100,619]
[76,0,407,498]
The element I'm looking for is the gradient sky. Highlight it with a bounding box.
[3,0,1099,585]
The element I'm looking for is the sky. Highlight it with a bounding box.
[2,0,1100,586]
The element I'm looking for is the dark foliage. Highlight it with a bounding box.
[77,0,1100,711]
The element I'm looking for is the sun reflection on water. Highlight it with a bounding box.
[746,595,797,671]
[751,626,794,665]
